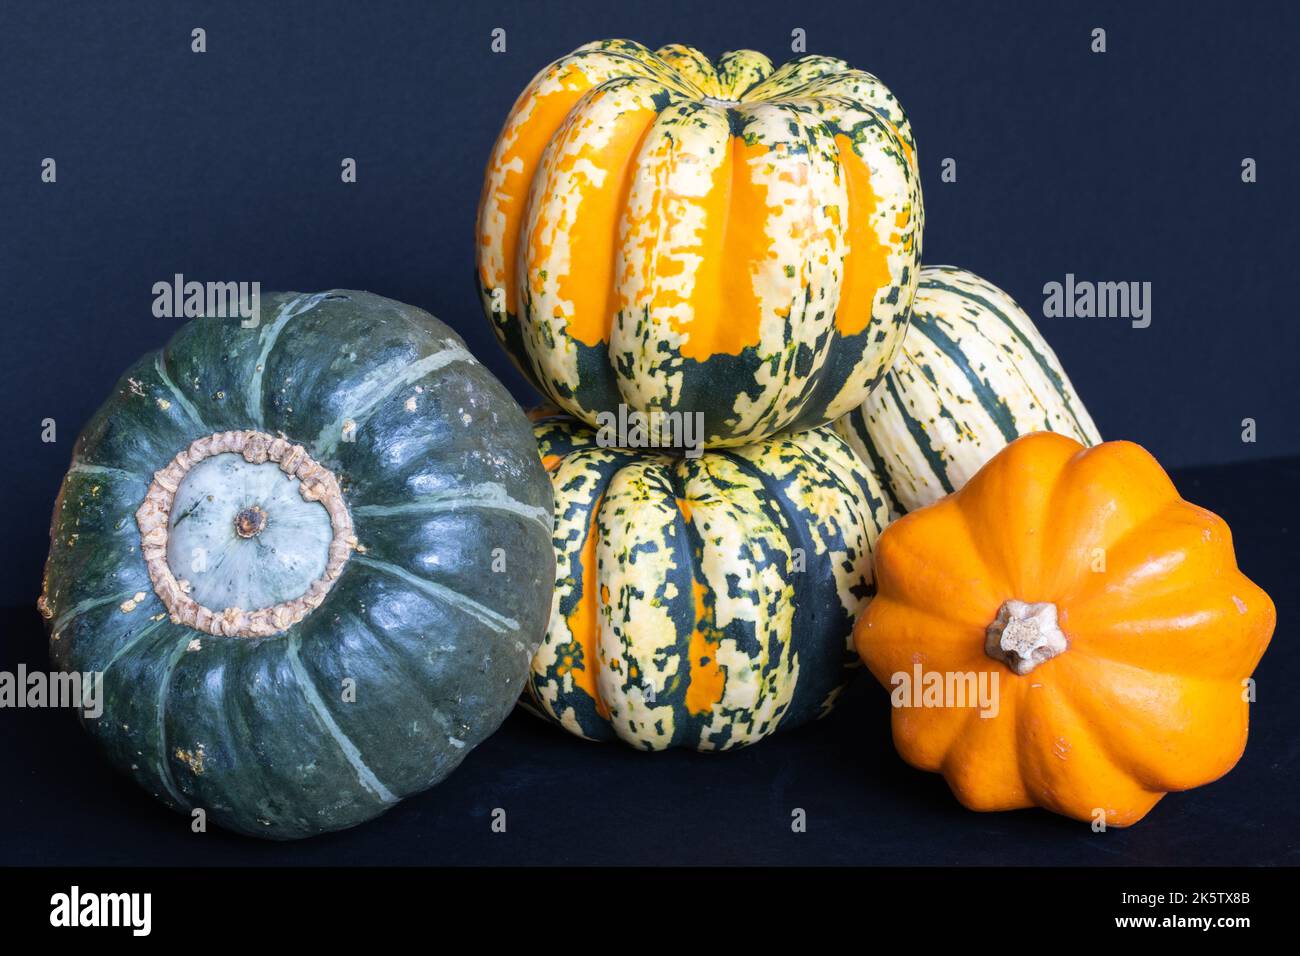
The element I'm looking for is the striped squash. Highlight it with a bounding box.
[478,39,923,447]
[835,266,1101,513]
[526,412,895,750]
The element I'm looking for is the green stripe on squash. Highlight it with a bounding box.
[834,266,1102,513]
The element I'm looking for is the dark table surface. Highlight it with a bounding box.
[3,456,1296,867]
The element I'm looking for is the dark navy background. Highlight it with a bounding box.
[4,0,1300,605]
[2,455,1297,866]
[1,1,1297,865]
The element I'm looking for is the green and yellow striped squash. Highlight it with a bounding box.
[477,38,923,448]
[525,411,895,750]
[835,266,1102,513]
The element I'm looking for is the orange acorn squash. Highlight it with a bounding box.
[855,431,1275,827]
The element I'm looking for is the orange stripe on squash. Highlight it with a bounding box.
[480,72,591,315]
[685,578,725,715]
[833,134,892,336]
[661,137,776,362]
[549,104,659,348]
[562,492,611,720]
[677,499,724,716]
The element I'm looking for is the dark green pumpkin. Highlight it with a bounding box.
[40,290,554,839]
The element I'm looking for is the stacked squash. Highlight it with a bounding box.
[479,39,921,748]
[41,38,1273,839]
[479,39,1274,826]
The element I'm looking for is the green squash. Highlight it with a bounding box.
[525,411,894,750]
[39,291,555,839]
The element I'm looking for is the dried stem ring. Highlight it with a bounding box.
[135,430,355,638]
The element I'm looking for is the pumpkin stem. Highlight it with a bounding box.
[234,505,269,538]
[136,429,357,639]
[985,600,1067,675]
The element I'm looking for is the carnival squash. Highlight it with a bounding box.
[527,411,894,749]
[478,39,923,447]
[855,431,1275,826]
[836,266,1100,513]
[39,291,555,839]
